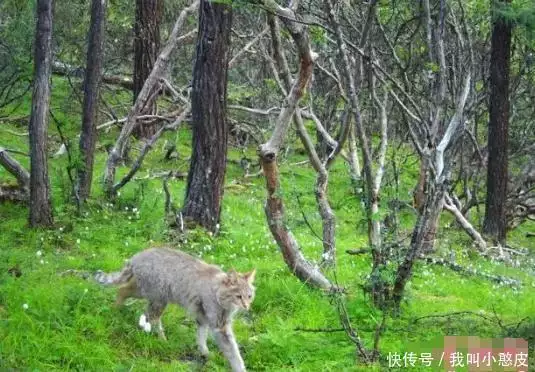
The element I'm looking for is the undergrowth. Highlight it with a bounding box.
[0,79,534,371]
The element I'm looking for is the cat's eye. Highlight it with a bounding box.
[236,295,242,299]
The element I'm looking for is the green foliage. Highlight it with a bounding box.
[309,26,326,45]
[1,78,534,370]
[498,0,535,30]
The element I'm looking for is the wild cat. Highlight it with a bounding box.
[95,247,256,372]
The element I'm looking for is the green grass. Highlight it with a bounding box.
[1,81,534,371]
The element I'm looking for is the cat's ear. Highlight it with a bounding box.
[225,269,239,285]
[243,269,256,283]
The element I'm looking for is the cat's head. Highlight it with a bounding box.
[218,269,256,310]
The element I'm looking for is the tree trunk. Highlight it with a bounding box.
[392,182,446,308]
[182,0,232,232]
[132,0,163,139]
[483,0,512,244]
[102,2,198,197]
[77,0,106,202]
[28,0,54,227]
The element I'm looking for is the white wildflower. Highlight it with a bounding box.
[76,239,81,244]
[22,303,29,310]
[36,250,43,257]
[40,259,44,264]
[132,208,138,213]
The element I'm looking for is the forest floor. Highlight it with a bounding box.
[0,78,534,371]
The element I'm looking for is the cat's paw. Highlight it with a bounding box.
[199,345,209,357]
[138,314,152,333]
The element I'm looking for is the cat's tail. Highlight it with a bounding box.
[94,262,133,286]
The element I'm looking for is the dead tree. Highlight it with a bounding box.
[258,0,333,290]
[77,0,107,202]
[392,74,472,308]
[103,1,198,198]
[182,0,232,232]
[327,0,390,301]
[265,14,349,267]
[133,0,163,139]
[29,0,54,227]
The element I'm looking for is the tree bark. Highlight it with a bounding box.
[392,181,446,308]
[483,0,512,244]
[77,0,106,202]
[103,2,198,197]
[28,0,54,227]
[0,147,30,202]
[133,0,163,139]
[0,148,30,190]
[182,0,232,232]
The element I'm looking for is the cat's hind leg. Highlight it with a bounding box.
[115,277,139,307]
[143,301,167,340]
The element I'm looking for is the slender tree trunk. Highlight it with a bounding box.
[182,0,232,232]
[133,0,163,139]
[77,0,107,202]
[29,0,54,227]
[392,182,446,308]
[483,0,512,244]
[413,158,440,253]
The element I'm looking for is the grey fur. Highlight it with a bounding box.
[94,262,133,285]
[96,247,256,372]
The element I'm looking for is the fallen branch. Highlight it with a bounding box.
[346,248,371,255]
[412,310,496,324]
[52,60,134,90]
[0,147,30,190]
[294,327,345,333]
[443,192,487,251]
[0,128,29,136]
[421,256,522,287]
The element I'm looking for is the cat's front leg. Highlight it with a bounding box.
[197,321,210,357]
[213,324,246,372]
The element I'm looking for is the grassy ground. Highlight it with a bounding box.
[0,79,534,371]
